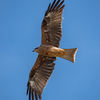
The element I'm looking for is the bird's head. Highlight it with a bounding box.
[32,47,39,53]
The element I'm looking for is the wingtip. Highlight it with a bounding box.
[26,81,30,95]
[45,0,65,16]
[35,93,38,100]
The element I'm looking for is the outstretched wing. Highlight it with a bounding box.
[41,0,65,47]
[27,55,56,100]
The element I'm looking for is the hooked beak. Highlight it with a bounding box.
[32,47,38,52]
[32,50,34,52]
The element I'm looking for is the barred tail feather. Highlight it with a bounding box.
[60,48,78,63]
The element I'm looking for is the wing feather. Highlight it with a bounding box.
[32,91,34,100]
[35,93,38,100]
[27,55,56,100]
[55,0,64,10]
[29,88,31,100]
[52,0,60,10]
[50,0,56,10]
[41,0,65,47]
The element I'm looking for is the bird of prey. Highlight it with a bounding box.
[26,0,78,100]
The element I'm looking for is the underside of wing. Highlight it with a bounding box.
[41,0,65,47]
[27,55,56,100]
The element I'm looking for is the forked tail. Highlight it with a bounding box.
[60,48,78,63]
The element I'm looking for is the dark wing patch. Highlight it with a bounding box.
[41,0,65,47]
[27,55,56,100]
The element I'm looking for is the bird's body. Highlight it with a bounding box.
[34,45,66,57]
[34,45,77,63]
[26,0,78,100]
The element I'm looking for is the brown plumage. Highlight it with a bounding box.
[26,0,78,100]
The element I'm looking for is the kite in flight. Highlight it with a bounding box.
[26,0,78,100]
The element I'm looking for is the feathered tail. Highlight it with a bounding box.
[60,48,78,63]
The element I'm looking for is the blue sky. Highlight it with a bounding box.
[0,0,100,100]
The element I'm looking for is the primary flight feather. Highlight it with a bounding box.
[26,0,78,100]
